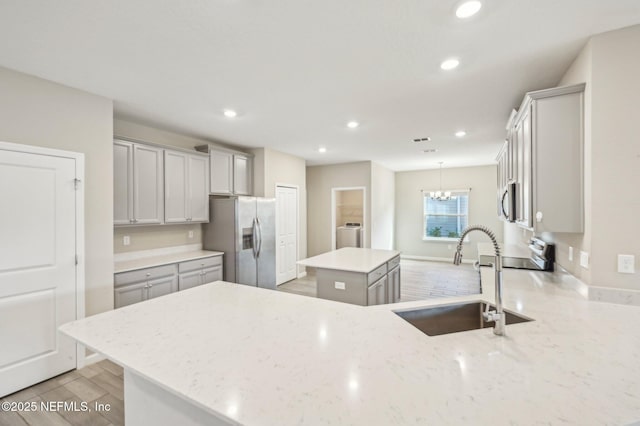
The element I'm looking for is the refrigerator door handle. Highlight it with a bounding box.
[256,218,263,258]
[252,218,258,259]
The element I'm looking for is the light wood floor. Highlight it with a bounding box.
[278,259,482,302]
[0,360,124,426]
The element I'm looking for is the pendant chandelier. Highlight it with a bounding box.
[430,162,455,201]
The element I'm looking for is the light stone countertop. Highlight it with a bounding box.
[61,265,640,425]
[114,250,224,274]
[297,247,401,273]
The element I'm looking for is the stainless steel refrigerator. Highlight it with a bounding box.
[203,196,276,289]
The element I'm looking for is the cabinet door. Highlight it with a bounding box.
[518,107,533,229]
[233,154,252,195]
[367,276,388,306]
[114,140,133,225]
[178,270,203,291]
[209,150,233,195]
[147,275,178,300]
[188,154,209,222]
[164,150,188,223]
[133,144,164,224]
[387,267,400,303]
[202,266,223,284]
[114,281,147,309]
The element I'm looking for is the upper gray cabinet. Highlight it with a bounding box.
[164,150,209,224]
[196,145,253,196]
[114,139,164,226]
[500,83,585,233]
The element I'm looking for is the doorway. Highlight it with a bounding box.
[275,185,298,285]
[331,187,366,250]
[0,142,84,397]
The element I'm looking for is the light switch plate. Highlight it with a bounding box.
[579,251,589,269]
[618,255,635,274]
[123,235,130,246]
[188,230,194,239]
[335,281,346,290]
[568,246,573,262]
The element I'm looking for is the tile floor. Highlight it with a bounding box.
[0,360,124,426]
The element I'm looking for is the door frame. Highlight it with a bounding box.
[0,141,86,368]
[331,186,366,250]
[274,183,299,285]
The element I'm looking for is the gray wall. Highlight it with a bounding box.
[395,165,502,261]
[0,66,114,316]
[306,162,372,256]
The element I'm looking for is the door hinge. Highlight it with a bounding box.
[74,178,81,190]
[75,254,79,265]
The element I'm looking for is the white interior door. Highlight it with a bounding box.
[0,146,79,397]
[276,186,297,285]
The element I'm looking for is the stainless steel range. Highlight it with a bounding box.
[479,237,555,272]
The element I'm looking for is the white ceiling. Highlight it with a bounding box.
[1,1,639,171]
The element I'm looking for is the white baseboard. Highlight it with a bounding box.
[297,271,307,279]
[83,352,105,367]
[401,254,475,264]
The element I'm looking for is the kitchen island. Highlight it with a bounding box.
[297,247,401,305]
[60,265,640,425]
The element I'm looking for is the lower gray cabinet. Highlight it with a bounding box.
[115,255,223,309]
[387,266,401,303]
[367,276,388,306]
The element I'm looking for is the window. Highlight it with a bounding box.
[423,191,469,241]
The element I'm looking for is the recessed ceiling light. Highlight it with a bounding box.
[455,130,467,137]
[223,109,237,118]
[347,121,359,129]
[456,1,482,19]
[440,58,460,70]
[318,146,327,153]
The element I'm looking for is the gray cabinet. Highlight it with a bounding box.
[196,145,253,196]
[367,276,387,306]
[178,256,223,291]
[500,83,585,233]
[113,139,164,226]
[114,264,177,309]
[233,154,252,195]
[164,150,209,224]
[387,266,401,304]
[115,255,223,308]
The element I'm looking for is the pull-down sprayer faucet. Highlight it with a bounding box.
[453,225,505,336]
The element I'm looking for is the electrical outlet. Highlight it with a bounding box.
[123,235,130,246]
[188,230,194,239]
[335,281,346,290]
[580,251,589,269]
[568,246,573,262]
[618,255,635,274]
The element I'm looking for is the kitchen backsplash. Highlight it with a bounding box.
[114,224,203,253]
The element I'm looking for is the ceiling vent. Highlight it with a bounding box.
[413,137,431,142]
[423,149,438,153]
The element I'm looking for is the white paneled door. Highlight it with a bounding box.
[0,143,81,397]
[276,186,297,285]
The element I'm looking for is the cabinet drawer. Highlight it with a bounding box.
[387,256,400,270]
[178,255,222,273]
[115,264,177,287]
[367,264,388,285]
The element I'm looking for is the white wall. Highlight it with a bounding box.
[370,162,395,250]
[0,66,114,316]
[306,162,372,256]
[395,165,502,261]
[252,147,307,274]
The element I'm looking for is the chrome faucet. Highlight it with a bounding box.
[453,225,505,336]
